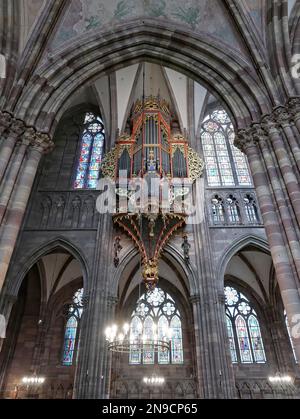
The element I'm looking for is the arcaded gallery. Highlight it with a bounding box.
[0,0,300,400]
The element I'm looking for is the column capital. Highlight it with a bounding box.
[261,114,280,135]
[251,124,269,150]
[18,127,36,147]
[287,97,300,116]
[30,132,54,154]
[234,129,256,153]
[190,294,201,304]
[272,105,292,127]
[0,111,13,135]
[7,119,26,139]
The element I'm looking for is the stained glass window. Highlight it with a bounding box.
[129,287,183,365]
[226,316,238,363]
[62,288,84,366]
[74,112,105,189]
[129,316,142,365]
[226,195,241,225]
[201,109,252,187]
[244,194,259,224]
[285,311,298,363]
[225,286,266,364]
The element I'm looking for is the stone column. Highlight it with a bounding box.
[252,126,300,280]
[235,131,300,362]
[0,118,25,185]
[262,115,300,227]
[191,205,236,399]
[0,128,35,226]
[0,132,54,291]
[74,216,117,399]
[273,106,300,172]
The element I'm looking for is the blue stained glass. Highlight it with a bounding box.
[171,315,183,364]
[74,113,105,189]
[158,316,170,364]
[129,316,142,365]
[62,288,84,366]
[236,316,253,363]
[62,317,78,366]
[248,315,266,363]
[226,316,238,363]
[143,316,155,365]
[224,286,266,365]
[87,180,98,189]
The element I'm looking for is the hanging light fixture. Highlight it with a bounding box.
[143,376,165,386]
[22,376,46,385]
[105,292,172,353]
[268,373,294,386]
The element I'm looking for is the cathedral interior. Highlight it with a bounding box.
[0,0,300,400]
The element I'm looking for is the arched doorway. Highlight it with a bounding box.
[0,247,85,399]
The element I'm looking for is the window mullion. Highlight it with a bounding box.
[225,127,239,187]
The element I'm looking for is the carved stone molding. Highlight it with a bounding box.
[272,106,292,127]
[251,124,269,150]
[8,119,26,139]
[0,111,13,135]
[20,127,36,147]
[288,97,300,117]
[31,132,54,154]
[234,129,256,153]
[0,112,55,153]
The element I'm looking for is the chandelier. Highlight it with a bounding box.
[143,376,165,386]
[268,373,294,386]
[105,291,172,354]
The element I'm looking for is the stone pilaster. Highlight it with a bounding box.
[74,215,117,399]
[235,128,300,362]
[191,197,236,398]
[262,114,300,227]
[0,132,54,291]
[252,125,300,280]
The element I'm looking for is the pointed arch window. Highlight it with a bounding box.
[201,109,252,187]
[226,195,241,225]
[211,195,225,225]
[129,288,184,365]
[62,288,84,366]
[74,112,105,189]
[225,286,266,364]
[285,311,298,363]
[244,194,259,224]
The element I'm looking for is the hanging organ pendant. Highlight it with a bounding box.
[101,96,204,290]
